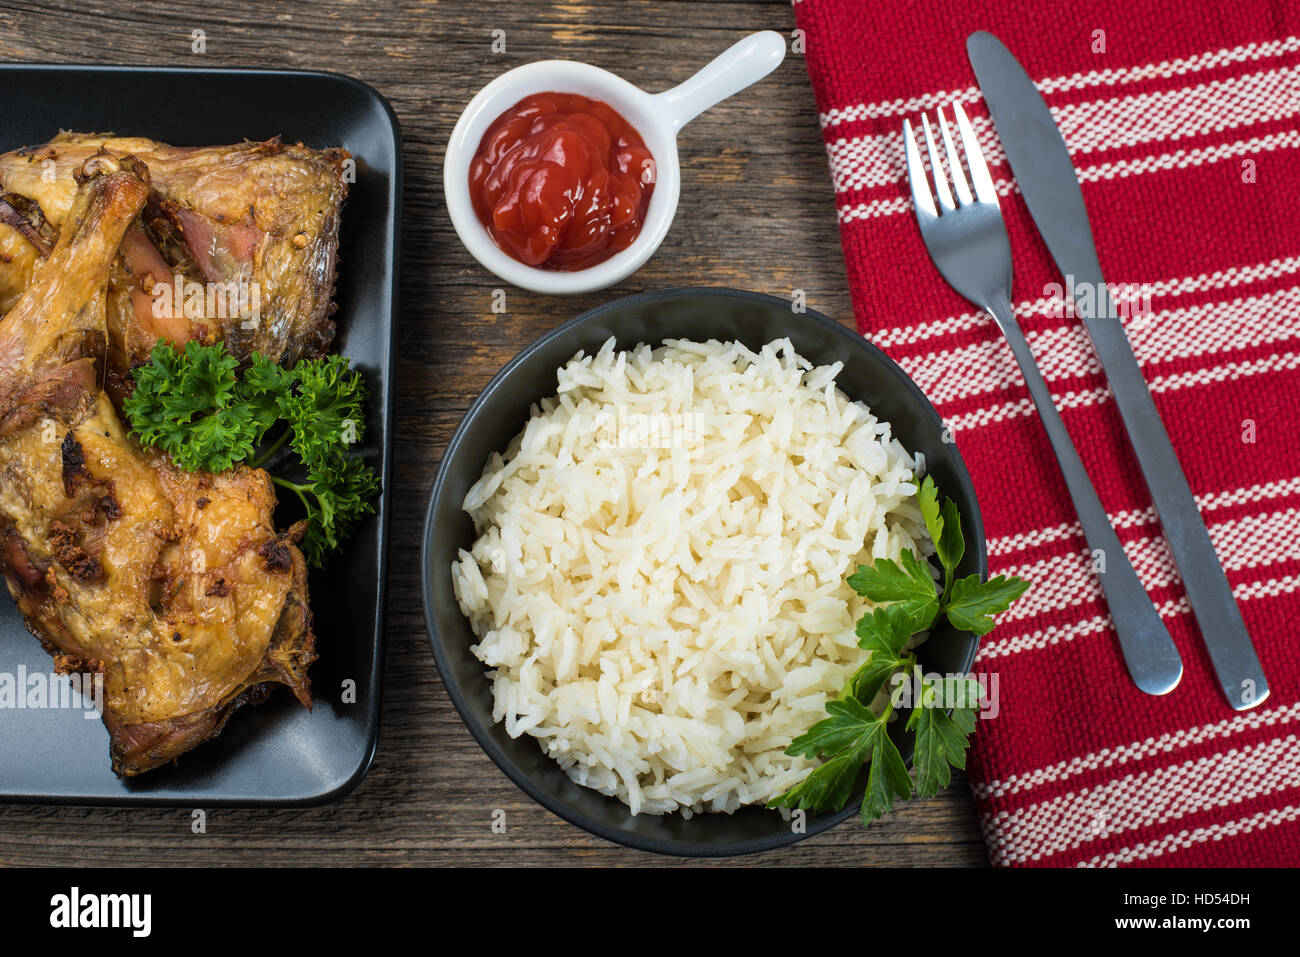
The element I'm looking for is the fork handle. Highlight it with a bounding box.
[984,290,1183,696]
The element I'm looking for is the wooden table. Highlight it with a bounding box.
[0,0,988,866]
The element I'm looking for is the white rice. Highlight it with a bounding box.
[451,337,929,816]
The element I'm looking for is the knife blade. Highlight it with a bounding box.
[966,30,1269,711]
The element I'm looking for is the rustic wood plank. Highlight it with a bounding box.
[0,0,990,867]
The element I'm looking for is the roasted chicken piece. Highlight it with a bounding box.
[0,154,316,776]
[0,222,40,315]
[0,133,349,369]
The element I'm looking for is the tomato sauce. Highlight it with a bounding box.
[468,92,656,271]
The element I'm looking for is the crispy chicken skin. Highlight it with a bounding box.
[0,223,40,315]
[0,154,316,776]
[0,132,349,368]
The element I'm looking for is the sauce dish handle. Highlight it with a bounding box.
[653,31,787,134]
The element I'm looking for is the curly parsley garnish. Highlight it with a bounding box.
[123,340,379,568]
[769,475,1029,827]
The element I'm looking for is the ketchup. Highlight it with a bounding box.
[468,92,656,271]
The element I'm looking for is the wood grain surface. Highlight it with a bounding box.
[0,0,989,867]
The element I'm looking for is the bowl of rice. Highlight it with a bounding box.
[422,288,986,856]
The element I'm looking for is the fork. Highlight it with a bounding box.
[904,104,1183,697]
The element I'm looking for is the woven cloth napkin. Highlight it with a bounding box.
[792,0,1300,866]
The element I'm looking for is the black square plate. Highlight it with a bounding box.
[0,65,400,805]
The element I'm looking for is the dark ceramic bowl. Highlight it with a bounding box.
[421,288,986,856]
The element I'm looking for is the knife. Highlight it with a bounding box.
[966,30,1268,711]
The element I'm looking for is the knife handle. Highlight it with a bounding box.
[1084,284,1269,711]
[985,290,1183,696]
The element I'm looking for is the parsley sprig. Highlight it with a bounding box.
[123,340,379,568]
[769,476,1029,827]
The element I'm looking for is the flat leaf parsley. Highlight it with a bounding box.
[770,476,1029,827]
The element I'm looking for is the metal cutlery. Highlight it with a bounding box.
[903,103,1183,697]
[967,30,1268,710]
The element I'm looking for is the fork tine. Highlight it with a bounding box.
[902,118,937,219]
[920,114,955,212]
[936,107,973,206]
[952,102,998,205]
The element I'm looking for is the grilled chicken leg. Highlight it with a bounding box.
[0,133,349,369]
[0,154,316,776]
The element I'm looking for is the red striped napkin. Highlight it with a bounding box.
[793,0,1300,866]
